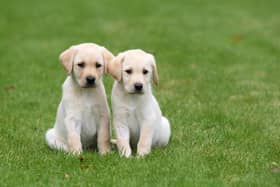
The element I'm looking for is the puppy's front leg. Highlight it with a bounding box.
[97,113,111,155]
[137,122,154,157]
[65,116,82,155]
[115,122,131,158]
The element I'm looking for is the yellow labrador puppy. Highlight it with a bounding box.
[108,49,171,157]
[45,43,113,155]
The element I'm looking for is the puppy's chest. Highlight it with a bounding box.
[78,100,98,134]
[81,101,99,122]
[126,106,143,127]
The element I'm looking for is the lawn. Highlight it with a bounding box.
[1,0,280,186]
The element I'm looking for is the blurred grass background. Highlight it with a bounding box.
[0,0,280,186]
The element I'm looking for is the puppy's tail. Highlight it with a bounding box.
[45,128,68,152]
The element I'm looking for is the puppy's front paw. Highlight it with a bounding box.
[117,140,131,158]
[98,142,111,155]
[70,149,82,155]
[120,145,132,158]
[68,139,82,155]
[137,144,151,157]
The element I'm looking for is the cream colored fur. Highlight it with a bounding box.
[108,49,171,157]
[45,43,114,155]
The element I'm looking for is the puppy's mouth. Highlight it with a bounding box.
[81,84,96,88]
[129,90,144,95]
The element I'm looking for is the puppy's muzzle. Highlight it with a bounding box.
[134,82,143,92]
[86,76,96,86]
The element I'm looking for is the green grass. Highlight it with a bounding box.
[1,0,280,186]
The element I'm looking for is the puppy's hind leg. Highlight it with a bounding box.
[45,128,68,152]
[156,117,171,146]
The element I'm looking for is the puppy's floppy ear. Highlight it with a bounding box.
[100,46,114,73]
[107,53,125,81]
[149,54,159,85]
[59,46,77,75]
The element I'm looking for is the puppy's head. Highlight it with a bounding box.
[108,49,158,94]
[59,43,114,88]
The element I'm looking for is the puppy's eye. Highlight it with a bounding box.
[96,63,102,68]
[125,69,132,74]
[77,62,85,68]
[143,69,148,74]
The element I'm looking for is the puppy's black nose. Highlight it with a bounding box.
[86,76,96,85]
[134,83,143,91]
